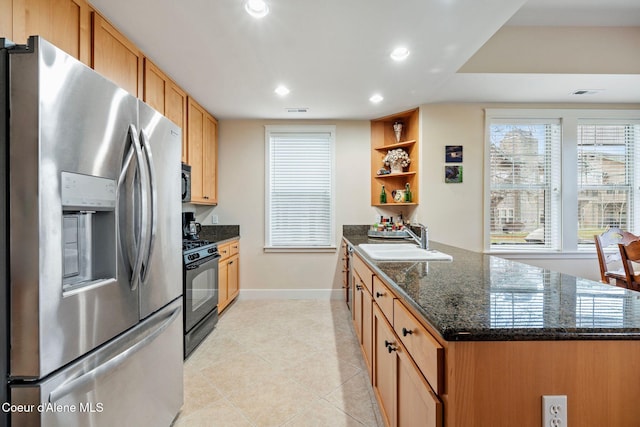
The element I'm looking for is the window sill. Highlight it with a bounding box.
[488,249,597,260]
[264,246,337,253]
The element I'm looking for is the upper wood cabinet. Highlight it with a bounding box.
[91,12,142,97]
[143,58,188,162]
[1,0,13,40]
[371,108,420,206]
[187,97,217,205]
[11,0,91,65]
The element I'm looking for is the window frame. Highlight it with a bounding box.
[484,109,640,255]
[264,125,336,252]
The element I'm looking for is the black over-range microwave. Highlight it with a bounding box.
[181,163,191,203]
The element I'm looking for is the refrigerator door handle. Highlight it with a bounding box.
[47,304,181,404]
[120,124,148,291]
[139,129,157,282]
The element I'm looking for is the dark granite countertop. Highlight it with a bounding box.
[200,225,240,244]
[343,227,640,342]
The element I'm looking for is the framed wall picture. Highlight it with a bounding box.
[445,145,463,163]
[445,165,463,183]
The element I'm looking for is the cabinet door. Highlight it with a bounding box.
[396,347,442,427]
[144,59,187,162]
[228,254,239,300]
[362,286,373,379]
[92,12,142,97]
[13,0,91,64]
[165,82,187,163]
[352,274,363,343]
[187,97,205,202]
[218,256,228,311]
[202,113,217,203]
[373,305,395,427]
[1,0,12,40]
[143,58,165,114]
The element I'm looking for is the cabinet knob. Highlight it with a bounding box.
[356,284,363,291]
[384,340,392,348]
[388,345,397,353]
[376,291,385,298]
[402,327,413,337]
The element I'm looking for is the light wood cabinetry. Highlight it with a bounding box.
[187,96,217,205]
[353,251,442,427]
[218,239,239,313]
[143,58,188,162]
[91,12,142,97]
[1,0,12,39]
[11,0,91,65]
[371,108,419,206]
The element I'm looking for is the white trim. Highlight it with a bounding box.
[238,289,344,300]
[264,246,337,253]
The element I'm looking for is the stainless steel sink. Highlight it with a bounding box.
[359,244,452,261]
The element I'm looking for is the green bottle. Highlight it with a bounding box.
[405,183,412,202]
[380,185,387,204]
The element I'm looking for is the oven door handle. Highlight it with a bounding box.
[185,255,220,270]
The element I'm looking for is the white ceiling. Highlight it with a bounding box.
[89,0,640,120]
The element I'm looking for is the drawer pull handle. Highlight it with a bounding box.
[402,327,413,337]
[376,292,385,298]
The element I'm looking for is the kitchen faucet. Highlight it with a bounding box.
[405,223,429,249]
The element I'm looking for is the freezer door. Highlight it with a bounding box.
[10,299,183,427]
[8,37,139,379]
[137,100,182,319]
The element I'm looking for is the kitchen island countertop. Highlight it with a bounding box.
[343,228,640,342]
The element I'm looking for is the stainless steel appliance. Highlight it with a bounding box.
[181,163,191,202]
[0,36,183,426]
[183,239,220,358]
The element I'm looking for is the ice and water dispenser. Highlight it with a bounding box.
[61,171,117,293]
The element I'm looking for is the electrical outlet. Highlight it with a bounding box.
[211,214,219,224]
[542,395,567,427]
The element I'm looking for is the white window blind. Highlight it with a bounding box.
[577,121,639,245]
[265,126,335,250]
[488,120,561,249]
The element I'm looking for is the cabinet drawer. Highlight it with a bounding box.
[229,240,240,256]
[218,242,230,260]
[373,277,394,325]
[393,300,443,395]
[353,254,373,294]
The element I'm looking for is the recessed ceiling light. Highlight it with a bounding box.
[390,47,410,61]
[245,0,269,18]
[274,85,290,96]
[369,94,384,103]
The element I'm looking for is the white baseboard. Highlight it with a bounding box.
[238,289,344,300]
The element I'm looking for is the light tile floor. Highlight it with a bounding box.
[173,299,383,427]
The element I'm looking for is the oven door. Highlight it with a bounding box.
[184,254,219,333]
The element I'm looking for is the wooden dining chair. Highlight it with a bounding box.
[594,228,639,286]
[618,240,640,291]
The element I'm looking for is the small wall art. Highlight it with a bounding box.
[445,165,463,183]
[445,145,463,163]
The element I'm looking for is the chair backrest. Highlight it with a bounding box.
[618,240,640,290]
[594,228,639,283]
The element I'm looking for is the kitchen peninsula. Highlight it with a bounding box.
[343,226,640,427]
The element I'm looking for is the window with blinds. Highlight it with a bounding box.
[265,126,335,250]
[488,120,561,248]
[577,121,639,245]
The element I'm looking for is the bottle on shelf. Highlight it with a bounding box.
[405,183,412,203]
[380,185,387,204]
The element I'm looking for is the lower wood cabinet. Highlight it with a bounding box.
[353,252,442,427]
[353,270,373,377]
[218,239,239,313]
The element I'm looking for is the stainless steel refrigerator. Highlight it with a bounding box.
[0,36,183,426]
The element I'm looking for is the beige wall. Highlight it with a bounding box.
[197,119,377,298]
[201,103,639,295]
